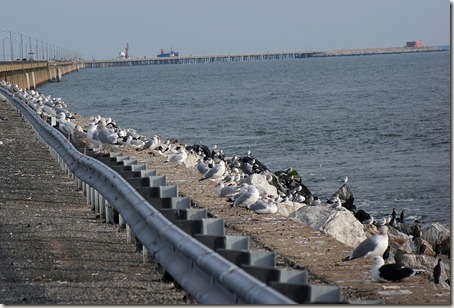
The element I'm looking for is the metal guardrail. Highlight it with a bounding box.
[1,88,298,304]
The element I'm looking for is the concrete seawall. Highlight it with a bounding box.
[0,61,84,89]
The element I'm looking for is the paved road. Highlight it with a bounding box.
[0,97,195,304]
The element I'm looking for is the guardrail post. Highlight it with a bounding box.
[99,194,106,221]
[118,213,125,228]
[126,223,142,252]
[105,200,114,224]
[143,246,154,263]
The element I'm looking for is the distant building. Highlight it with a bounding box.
[405,40,424,48]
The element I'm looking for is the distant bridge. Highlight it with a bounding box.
[83,46,443,68]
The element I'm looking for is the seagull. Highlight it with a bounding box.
[56,112,76,139]
[248,197,277,214]
[310,196,321,206]
[71,125,90,154]
[94,118,119,145]
[142,135,160,150]
[125,135,145,150]
[215,182,238,198]
[304,196,314,205]
[433,259,442,284]
[371,256,425,282]
[228,183,249,202]
[196,157,211,175]
[331,194,344,210]
[327,193,340,204]
[343,225,389,261]
[86,122,102,148]
[343,176,348,183]
[164,147,187,164]
[232,185,260,208]
[200,160,226,181]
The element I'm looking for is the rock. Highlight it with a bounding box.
[354,209,372,224]
[391,221,413,236]
[276,201,305,217]
[242,173,278,199]
[394,253,450,287]
[420,222,450,249]
[289,204,366,247]
[274,168,312,196]
[328,184,356,212]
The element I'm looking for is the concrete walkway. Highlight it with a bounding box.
[0,98,194,304]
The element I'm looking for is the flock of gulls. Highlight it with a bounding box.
[0,81,449,288]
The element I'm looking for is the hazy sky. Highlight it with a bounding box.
[2,0,450,60]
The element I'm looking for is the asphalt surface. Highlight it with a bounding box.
[0,97,195,304]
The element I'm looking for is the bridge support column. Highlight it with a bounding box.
[25,72,30,90]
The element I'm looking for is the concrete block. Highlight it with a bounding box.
[216,249,275,267]
[240,264,281,284]
[194,234,248,251]
[148,196,191,210]
[194,234,227,250]
[174,219,203,236]
[269,283,342,304]
[174,218,224,236]
[225,235,249,250]
[201,218,224,236]
[279,269,308,284]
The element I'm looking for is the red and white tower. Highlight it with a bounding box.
[125,43,129,59]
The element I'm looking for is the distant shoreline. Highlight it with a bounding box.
[311,46,445,57]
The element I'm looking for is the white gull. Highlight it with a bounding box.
[343,225,389,261]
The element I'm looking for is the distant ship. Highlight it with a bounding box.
[157,48,179,58]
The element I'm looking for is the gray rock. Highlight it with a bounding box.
[289,204,366,247]
[328,184,356,212]
[243,173,278,199]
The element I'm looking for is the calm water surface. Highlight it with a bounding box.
[39,52,451,226]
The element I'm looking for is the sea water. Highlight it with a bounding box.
[39,51,451,226]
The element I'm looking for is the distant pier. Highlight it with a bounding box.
[0,61,84,89]
[84,46,444,68]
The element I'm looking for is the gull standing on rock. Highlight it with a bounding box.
[343,225,389,261]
